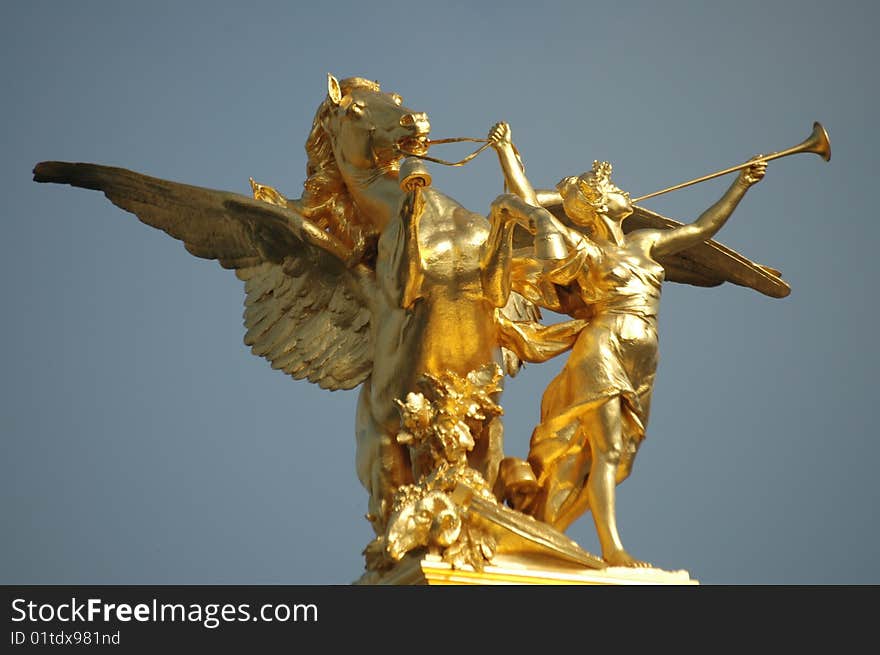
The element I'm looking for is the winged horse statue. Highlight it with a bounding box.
[33,75,544,538]
[33,74,795,575]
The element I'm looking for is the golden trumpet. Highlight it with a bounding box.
[632,122,831,203]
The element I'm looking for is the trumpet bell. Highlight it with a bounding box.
[806,122,832,162]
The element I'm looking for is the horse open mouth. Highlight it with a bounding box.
[397,136,429,157]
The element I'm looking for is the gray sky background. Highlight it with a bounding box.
[2,1,877,585]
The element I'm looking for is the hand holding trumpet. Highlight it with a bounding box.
[738,157,768,188]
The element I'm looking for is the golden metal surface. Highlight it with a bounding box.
[32,75,829,582]
[362,553,698,585]
[489,124,776,566]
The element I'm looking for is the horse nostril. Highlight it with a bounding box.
[400,114,416,127]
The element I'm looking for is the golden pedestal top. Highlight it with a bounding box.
[360,553,698,585]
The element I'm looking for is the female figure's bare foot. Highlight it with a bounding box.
[603,548,652,568]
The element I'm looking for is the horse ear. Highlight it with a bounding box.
[327,73,342,105]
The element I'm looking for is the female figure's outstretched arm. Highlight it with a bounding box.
[650,159,767,257]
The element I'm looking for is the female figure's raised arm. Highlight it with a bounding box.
[489,122,540,205]
[488,122,580,260]
[651,159,766,258]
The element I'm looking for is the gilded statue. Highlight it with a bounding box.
[32,74,829,582]
[488,123,767,566]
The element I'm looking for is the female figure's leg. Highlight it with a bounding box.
[583,399,650,567]
[546,398,650,567]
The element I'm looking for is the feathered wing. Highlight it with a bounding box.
[236,260,372,390]
[547,203,791,298]
[33,161,374,390]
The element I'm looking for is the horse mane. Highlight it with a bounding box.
[300,77,381,256]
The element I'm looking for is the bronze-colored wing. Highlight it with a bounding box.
[546,203,791,298]
[33,161,374,390]
[236,260,372,390]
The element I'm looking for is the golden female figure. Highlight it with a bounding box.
[490,125,766,566]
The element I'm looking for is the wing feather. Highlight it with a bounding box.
[237,261,373,390]
[35,161,374,390]
[34,161,307,269]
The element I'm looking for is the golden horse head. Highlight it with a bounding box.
[300,74,430,251]
[314,74,430,173]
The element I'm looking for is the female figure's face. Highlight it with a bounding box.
[561,183,633,227]
[603,190,633,221]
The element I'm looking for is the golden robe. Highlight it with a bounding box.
[525,236,665,526]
